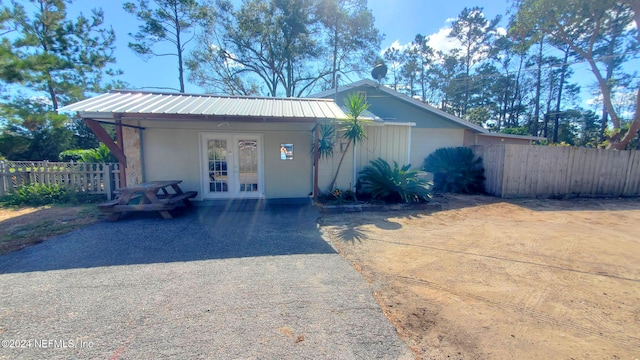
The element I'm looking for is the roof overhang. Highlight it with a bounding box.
[310,79,489,133]
[311,81,549,141]
[69,112,327,123]
[58,90,349,123]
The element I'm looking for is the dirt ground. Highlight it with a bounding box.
[320,195,640,360]
[0,205,102,255]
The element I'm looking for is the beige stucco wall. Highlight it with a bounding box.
[136,120,313,200]
[410,128,466,168]
[262,129,313,198]
[463,129,477,147]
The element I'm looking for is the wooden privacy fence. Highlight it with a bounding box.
[0,161,121,199]
[472,144,640,198]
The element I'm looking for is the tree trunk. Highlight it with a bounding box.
[463,49,471,116]
[543,71,554,138]
[172,4,185,93]
[508,55,524,128]
[327,140,351,192]
[621,0,640,43]
[553,49,569,143]
[531,39,543,136]
[46,76,59,111]
[610,88,640,149]
[331,17,339,89]
[599,27,620,143]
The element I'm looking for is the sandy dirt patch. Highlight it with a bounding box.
[0,205,103,254]
[320,195,640,359]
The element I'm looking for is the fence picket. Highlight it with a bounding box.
[478,144,640,198]
[0,161,119,199]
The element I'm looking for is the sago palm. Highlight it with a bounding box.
[359,158,431,203]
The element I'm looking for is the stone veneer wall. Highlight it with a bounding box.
[122,125,143,185]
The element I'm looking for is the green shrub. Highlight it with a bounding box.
[318,188,356,205]
[0,184,103,207]
[358,158,431,204]
[423,147,485,194]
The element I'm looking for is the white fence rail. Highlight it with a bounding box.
[0,161,121,199]
[472,144,640,198]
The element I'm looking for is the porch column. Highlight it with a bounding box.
[313,122,320,201]
[122,120,143,185]
[115,119,127,187]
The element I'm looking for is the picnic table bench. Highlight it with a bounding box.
[98,180,197,221]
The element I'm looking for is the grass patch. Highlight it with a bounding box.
[0,204,104,255]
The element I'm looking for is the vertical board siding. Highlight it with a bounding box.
[356,124,410,174]
[317,123,413,193]
[623,150,640,194]
[475,144,640,198]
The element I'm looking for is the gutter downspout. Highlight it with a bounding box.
[407,126,412,165]
[138,120,146,183]
[313,123,320,201]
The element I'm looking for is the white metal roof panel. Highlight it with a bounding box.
[58,90,348,121]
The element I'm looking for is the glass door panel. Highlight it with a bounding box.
[202,134,261,199]
[237,139,258,193]
[208,139,228,193]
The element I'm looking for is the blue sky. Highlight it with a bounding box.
[66,0,513,94]
[62,0,639,113]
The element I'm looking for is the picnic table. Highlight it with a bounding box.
[98,180,197,221]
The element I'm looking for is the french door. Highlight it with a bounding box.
[201,133,263,199]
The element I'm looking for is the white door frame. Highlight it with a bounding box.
[199,132,265,199]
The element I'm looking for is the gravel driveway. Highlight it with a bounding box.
[0,202,412,359]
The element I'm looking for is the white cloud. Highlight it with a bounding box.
[379,11,504,63]
[625,19,637,31]
[380,26,461,64]
[383,39,408,53]
[427,27,461,55]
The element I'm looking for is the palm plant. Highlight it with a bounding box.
[358,158,431,203]
[326,92,369,191]
[423,147,485,194]
[311,121,335,160]
[59,143,116,163]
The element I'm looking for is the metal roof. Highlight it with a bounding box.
[58,90,349,122]
[310,79,488,133]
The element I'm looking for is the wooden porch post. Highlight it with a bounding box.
[115,119,126,187]
[313,122,320,202]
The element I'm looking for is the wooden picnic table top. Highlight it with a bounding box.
[117,180,183,193]
[100,180,197,221]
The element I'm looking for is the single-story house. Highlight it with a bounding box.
[309,79,544,192]
[59,92,347,202]
[59,80,542,202]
